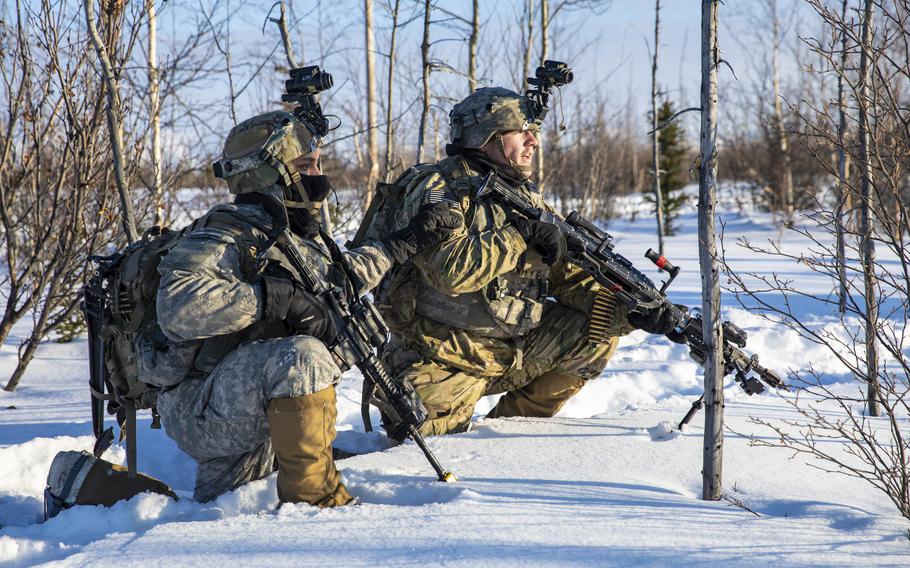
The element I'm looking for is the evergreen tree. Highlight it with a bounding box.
[646,99,690,235]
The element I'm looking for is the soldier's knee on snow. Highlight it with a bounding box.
[266,335,343,398]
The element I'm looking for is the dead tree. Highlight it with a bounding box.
[834,0,849,315]
[650,0,665,254]
[769,0,795,223]
[415,0,431,162]
[365,0,380,195]
[537,0,549,190]
[85,0,138,243]
[699,0,723,502]
[468,0,479,92]
[857,0,880,417]
[147,0,164,226]
[383,0,401,181]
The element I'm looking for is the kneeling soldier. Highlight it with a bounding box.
[155,110,461,505]
[365,88,671,436]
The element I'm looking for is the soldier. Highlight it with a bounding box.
[369,87,676,436]
[154,110,462,506]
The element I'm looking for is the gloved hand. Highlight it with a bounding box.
[628,303,687,338]
[261,274,339,343]
[383,202,465,263]
[510,217,568,266]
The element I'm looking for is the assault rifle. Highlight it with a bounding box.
[260,217,456,483]
[476,173,787,429]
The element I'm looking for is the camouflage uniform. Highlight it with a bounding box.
[376,92,632,435]
[155,196,392,502]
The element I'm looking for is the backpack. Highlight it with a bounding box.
[83,225,190,474]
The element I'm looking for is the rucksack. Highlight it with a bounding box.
[83,208,272,475]
[83,225,189,474]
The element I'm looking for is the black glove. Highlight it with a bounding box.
[628,303,686,337]
[511,217,568,266]
[261,275,339,342]
[383,202,465,264]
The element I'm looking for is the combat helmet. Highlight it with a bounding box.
[449,87,539,150]
[213,110,317,195]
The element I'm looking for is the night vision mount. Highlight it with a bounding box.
[283,65,335,138]
[525,60,573,123]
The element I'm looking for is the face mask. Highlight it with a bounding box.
[284,175,332,239]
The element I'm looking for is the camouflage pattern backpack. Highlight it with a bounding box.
[83,226,193,470]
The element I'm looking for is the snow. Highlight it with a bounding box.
[1,186,908,567]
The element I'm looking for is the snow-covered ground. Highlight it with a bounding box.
[1,186,908,567]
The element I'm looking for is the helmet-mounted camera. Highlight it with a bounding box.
[525,59,573,124]
[282,65,335,138]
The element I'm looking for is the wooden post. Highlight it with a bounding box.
[651,0,665,255]
[699,0,724,501]
[85,0,138,243]
[858,0,880,417]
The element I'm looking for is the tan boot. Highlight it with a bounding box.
[486,371,586,419]
[266,386,355,508]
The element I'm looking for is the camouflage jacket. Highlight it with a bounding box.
[376,155,630,377]
[155,194,392,380]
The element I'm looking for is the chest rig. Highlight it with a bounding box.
[413,156,549,339]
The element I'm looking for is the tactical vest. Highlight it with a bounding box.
[379,156,550,340]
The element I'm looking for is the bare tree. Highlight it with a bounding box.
[147,0,165,226]
[468,0,480,93]
[537,0,549,190]
[769,0,795,223]
[85,0,139,243]
[365,0,380,196]
[699,0,723,502]
[650,0,665,255]
[857,0,880,416]
[834,0,850,315]
[383,0,402,181]
[415,0,431,162]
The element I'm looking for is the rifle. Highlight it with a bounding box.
[260,219,456,483]
[475,173,787,430]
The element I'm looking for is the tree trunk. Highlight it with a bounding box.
[148,0,163,226]
[770,0,794,223]
[415,0,431,162]
[835,0,849,315]
[699,0,724,501]
[365,0,379,196]
[522,0,535,89]
[651,0,665,254]
[468,0,479,93]
[858,0,880,417]
[85,0,138,243]
[384,0,400,182]
[537,0,549,191]
[277,1,298,69]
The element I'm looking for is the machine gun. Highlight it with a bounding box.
[475,173,787,430]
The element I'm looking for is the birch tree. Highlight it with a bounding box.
[699,0,723,502]
[85,0,138,243]
[650,0,665,254]
[384,0,401,181]
[415,0,431,162]
[857,0,879,417]
[365,0,380,195]
[769,0,795,223]
[468,0,479,93]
